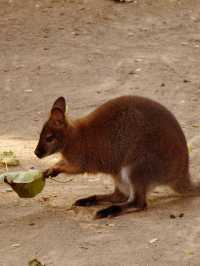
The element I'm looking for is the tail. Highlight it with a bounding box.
[185,135,200,196]
[185,182,200,196]
[173,173,200,197]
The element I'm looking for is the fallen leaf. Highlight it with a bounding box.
[185,251,194,256]
[29,259,45,266]
[0,150,20,167]
[192,124,200,128]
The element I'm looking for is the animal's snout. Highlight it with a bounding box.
[34,146,44,159]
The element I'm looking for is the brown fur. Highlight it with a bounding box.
[35,95,193,218]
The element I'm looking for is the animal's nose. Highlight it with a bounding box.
[34,148,42,159]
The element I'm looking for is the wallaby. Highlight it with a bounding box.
[35,95,194,219]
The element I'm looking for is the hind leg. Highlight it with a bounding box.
[132,184,147,209]
[95,185,147,219]
[95,165,148,219]
[73,186,127,207]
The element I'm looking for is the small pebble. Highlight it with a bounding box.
[79,246,89,250]
[128,70,135,75]
[128,32,134,37]
[149,238,158,244]
[181,42,188,46]
[11,243,20,248]
[71,31,79,36]
[29,222,35,226]
[135,58,142,62]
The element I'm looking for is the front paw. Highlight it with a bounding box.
[73,195,97,207]
[43,168,59,178]
[95,205,122,219]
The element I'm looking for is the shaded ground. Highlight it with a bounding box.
[0,0,200,265]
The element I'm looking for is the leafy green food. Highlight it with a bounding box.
[0,170,45,198]
[0,150,20,167]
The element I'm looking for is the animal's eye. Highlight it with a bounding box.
[46,135,54,142]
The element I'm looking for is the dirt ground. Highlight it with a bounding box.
[1,0,200,265]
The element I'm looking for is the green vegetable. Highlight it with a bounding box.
[0,170,45,198]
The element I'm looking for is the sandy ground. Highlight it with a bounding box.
[1,0,200,265]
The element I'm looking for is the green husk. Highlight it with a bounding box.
[0,170,45,198]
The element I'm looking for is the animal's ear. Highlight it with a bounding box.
[50,97,66,127]
[51,97,66,114]
[51,108,65,127]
